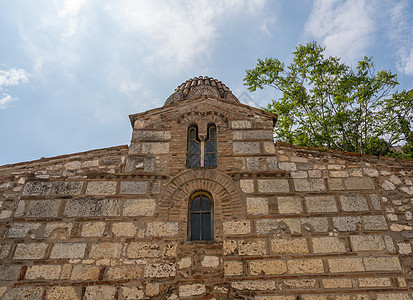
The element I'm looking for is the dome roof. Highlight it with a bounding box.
[164,76,239,106]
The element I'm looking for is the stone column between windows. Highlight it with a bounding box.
[200,141,205,167]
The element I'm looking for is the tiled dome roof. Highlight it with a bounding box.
[164,76,239,106]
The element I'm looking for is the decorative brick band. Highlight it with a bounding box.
[158,169,244,222]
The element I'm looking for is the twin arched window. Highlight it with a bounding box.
[187,124,216,168]
[189,191,213,241]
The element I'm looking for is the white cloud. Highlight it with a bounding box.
[0,68,29,109]
[0,94,15,110]
[304,0,375,64]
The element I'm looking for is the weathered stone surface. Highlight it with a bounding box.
[294,179,325,192]
[344,177,375,190]
[7,222,41,238]
[71,265,100,281]
[144,263,176,278]
[223,220,251,235]
[64,198,121,217]
[246,197,268,215]
[277,196,303,214]
[271,238,308,254]
[224,260,243,276]
[339,195,369,212]
[201,255,220,268]
[322,278,352,289]
[84,286,117,300]
[179,284,206,298]
[312,237,346,253]
[86,181,117,195]
[112,222,137,236]
[119,181,148,194]
[14,243,48,259]
[133,130,171,140]
[26,265,61,280]
[141,142,169,154]
[328,258,365,273]
[287,259,324,274]
[328,178,345,190]
[363,256,402,271]
[249,260,287,275]
[106,266,143,280]
[22,182,52,196]
[45,222,73,238]
[52,181,83,195]
[333,216,361,231]
[282,279,316,289]
[238,240,267,256]
[26,200,61,217]
[89,243,122,259]
[120,287,145,300]
[362,215,388,230]
[122,199,155,216]
[47,286,80,300]
[50,243,86,259]
[301,217,329,232]
[350,235,386,251]
[231,280,277,291]
[305,196,337,213]
[146,221,178,237]
[279,162,297,171]
[231,120,251,129]
[127,242,162,258]
[0,265,21,280]
[81,222,106,237]
[1,287,44,300]
[257,179,289,193]
[240,179,254,193]
[233,142,260,154]
[358,278,391,287]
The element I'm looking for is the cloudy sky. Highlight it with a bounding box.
[1,0,413,165]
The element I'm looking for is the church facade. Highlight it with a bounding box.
[0,76,412,299]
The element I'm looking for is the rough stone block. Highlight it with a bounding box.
[329,171,349,177]
[22,182,52,196]
[45,222,73,238]
[223,220,251,235]
[47,286,80,300]
[146,221,178,237]
[119,181,148,194]
[294,179,325,192]
[133,130,171,140]
[301,217,329,232]
[239,179,254,193]
[277,196,303,214]
[287,259,324,274]
[71,265,100,281]
[322,278,352,289]
[1,287,43,300]
[263,142,276,153]
[350,235,386,251]
[112,222,137,236]
[339,195,369,211]
[233,142,260,154]
[126,242,162,258]
[282,279,316,289]
[142,142,169,154]
[362,215,388,231]
[26,200,61,218]
[305,196,337,213]
[86,181,117,195]
[358,278,391,287]
[179,284,206,298]
[312,237,346,253]
[344,177,375,190]
[14,243,48,259]
[144,263,176,278]
[52,181,83,195]
[50,242,86,259]
[122,199,155,216]
[7,223,41,238]
[231,280,277,291]
[81,222,106,237]
[26,265,61,280]
[0,265,21,280]
[89,243,122,259]
[271,238,308,254]
[84,286,117,300]
[333,216,361,231]
[64,198,121,217]
[106,266,143,280]
[376,293,411,300]
[231,120,251,129]
[120,287,144,300]
[363,256,402,271]
[249,260,287,275]
[279,162,297,171]
[246,197,269,215]
[257,179,289,193]
[328,178,345,190]
[328,258,365,273]
[238,240,267,256]
[201,256,220,268]
[224,260,243,276]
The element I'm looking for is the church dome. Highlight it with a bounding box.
[164,76,239,106]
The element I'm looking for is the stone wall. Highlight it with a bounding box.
[1,97,413,299]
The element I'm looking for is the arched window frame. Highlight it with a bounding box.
[186,123,217,168]
[187,125,201,167]
[204,124,217,167]
[188,191,213,241]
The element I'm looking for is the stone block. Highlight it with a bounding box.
[26,265,61,280]
[26,200,61,218]
[362,215,388,231]
[86,181,117,195]
[133,130,171,140]
[122,199,155,216]
[277,196,303,214]
[146,283,160,297]
[64,198,121,217]
[282,279,316,289]
[177,257,192,269]
[329,170,349,177]
[224,260,243,276]
[239,179,254,193]
[201,256,220,268]
[350,235,386,251]
[1,287,43,300]
[291,171,308,178]
[71,265,100,281]
[142,142,169,154]
[223,220,251,235]
[233,142,260,154]
[308,169,322,178]
[112,222,137,236]
[106,266,143,280]
[45,222,73,238]
[287,259,324,274]
[84,286,117,300]
[7,223,41,238]
[238,240,267,256]
[271,238,308,254]
[328,258,365,273]
[223,240,238,256]
[339,195,369,211]
[305,196,337,213]
[89,243,122,259]
[144,263,176,278]
[376,293,411,300]
[52,181,83,195]
[246,157,259,171]
[279,162,297,171]
[81,222,106,237]
[14,243,48,259]
[256,218,301,235]
[120,287,144,300]
[231,280,277,291]
[179,284,206,298]
[322,278,352,289]
[370,194,382,210]
[294,179,325,192]
[358,278,391,287]
[231,120,251,129]
[312,237,346,253]
[344,177,375,190]
[127,242,163,258]
[328,178,345,190]
[333,216,361,231]
[246,197,269,215]
[301,217,329,232]
[0,265,21,280]
[263,141,276,153]
[249,260,287,275]
[47,286,80,300]
[363,256,402,271]
[50,243,86,259]
[146,221,178,237]
[119,181,148,194]
[22,181,52,196]
[257,179,289,193]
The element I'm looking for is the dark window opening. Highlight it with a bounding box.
[205,124,217,167]
[187,125,201,167]
[189,192,213,241]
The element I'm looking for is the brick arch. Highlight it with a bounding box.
[158,168,244,222]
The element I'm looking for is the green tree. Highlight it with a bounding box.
[244,42,413,157]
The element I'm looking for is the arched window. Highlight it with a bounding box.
[204,124,217,167]
[189,191,213,241]
[187,125,200,167]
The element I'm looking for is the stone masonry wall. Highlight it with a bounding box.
[1,97,413,299]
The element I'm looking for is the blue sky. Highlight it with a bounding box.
[1,0,413,165]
